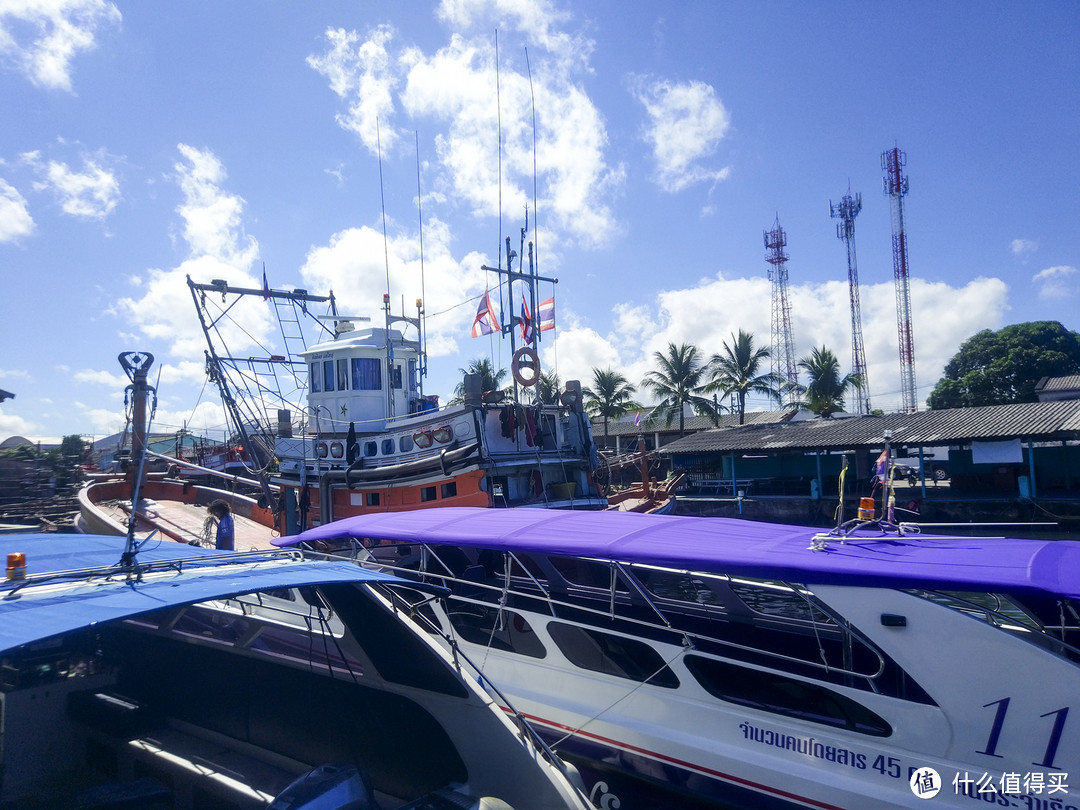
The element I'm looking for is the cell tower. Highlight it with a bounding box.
[830,188,871,414]
[764,216,799,391]
[882,147,918,413]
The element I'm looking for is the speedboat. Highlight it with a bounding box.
[277,507,1080,809]
[0,531,592,809]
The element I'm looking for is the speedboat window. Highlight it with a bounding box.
[548,622,679,688]
[446,605,546,658]
[685,656,892,737]
[633,567,726,609]
[548,555,629,592]
[728,578,836,624]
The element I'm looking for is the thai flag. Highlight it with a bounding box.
[634,411,642,427]
[520,295,534,343]
[537,296,555,332]
[875,450,888,477]
[262,266,270,300]
[471,290,500,337]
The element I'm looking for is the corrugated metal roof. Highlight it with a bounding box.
[657,400,1080,456]
[1036,374,1080,392]
[602,410,796,437]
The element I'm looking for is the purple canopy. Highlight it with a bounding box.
[277,507,1080,599]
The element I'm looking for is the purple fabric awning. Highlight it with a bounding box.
[278,507,1080,599]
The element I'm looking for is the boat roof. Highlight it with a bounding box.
[280,507,1080,600]
[0,533,410,653]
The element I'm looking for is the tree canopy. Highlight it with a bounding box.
[706,330,779,425]
[583,368,641,444]
[640,343,717,436]
[927,321,1080,409]
[794,346,861,418]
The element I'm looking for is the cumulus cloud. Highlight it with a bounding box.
[541,275,1009,415]
[307,25,399,154]
[27,153,120,218]
[1033,265,1077,300]
[633,77,732,193]
[309,5,621,249]
[0,0,121,91]
[0,178,34,241]
[113,144,267,359]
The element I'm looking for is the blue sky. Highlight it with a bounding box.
[1,0,1077,443]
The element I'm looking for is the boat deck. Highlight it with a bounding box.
[92,497,279,550]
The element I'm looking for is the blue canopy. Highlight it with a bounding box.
[278,507,1080,600]
[0,533,408,653]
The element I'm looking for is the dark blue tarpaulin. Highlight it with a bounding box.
[0,533,406,653]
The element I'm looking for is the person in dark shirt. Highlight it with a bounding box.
[208,500,235,550]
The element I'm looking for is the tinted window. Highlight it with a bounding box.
[548,623,679,688]
[448,606,546,658]
[685,656,891,736]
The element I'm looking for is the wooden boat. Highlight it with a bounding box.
[600,450,685,515]
[0,530,592,809]
[278,507,1080,810]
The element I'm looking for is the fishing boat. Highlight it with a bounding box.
[0,531,593,809]
[181,238,608,535]
[276,507,1080,810]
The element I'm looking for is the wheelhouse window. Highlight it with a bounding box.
[548,622,679,688]
[392,365,403,389]
[336,358,348,391]
[310,363,321,393]
[684,656,892,737]
[351,358,381,391]
[323,360,335,392]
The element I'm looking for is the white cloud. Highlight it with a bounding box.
[29,154,120,218]
[1010,238,1038,259]
[542,274,1009,416]
[1033,265,1077,300]
[73,368,127,387]
[310,8,621,249]
[0,178,34,240]
[307,25,399,155]
[114,144,268,359]
[0,0,121,91]
[0,406,37,438]
[633,77,732,193]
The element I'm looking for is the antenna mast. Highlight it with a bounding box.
[830,188,870,414]
[765,216,798,390]
[882,146,918,413]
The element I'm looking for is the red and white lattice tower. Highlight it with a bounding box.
[882,147,918,413]
[764,216,799,390]
[830,189,871,414]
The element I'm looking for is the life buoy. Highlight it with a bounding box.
[329,441,344,459]
[511,347,540,387]
[432,426,453,444]
[414,431,433,449]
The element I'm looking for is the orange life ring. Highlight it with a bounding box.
[511,347,540,387]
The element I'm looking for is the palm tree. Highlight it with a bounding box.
[450,358,509,403]
[535,370,562,405]
[795,345,862,417]
[706,330,781,424]
[583,368,641,448]
[640,343,717,436]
